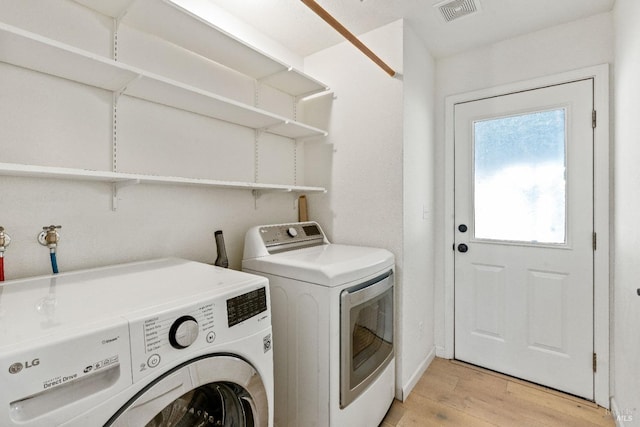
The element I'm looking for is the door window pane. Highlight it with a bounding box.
[474,109,566,243]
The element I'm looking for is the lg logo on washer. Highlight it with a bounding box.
[8,358,40,374]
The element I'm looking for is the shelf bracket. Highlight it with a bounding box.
[252,189,262,210]
[114,74,143,103]
[298,89,335,103]
[252,188,296,209]
[114,85,127,103]
[111,179,140,211]
[258,122,284,133]
[115,0,138,26]
[258,66,293,84]
[295,131,329,143]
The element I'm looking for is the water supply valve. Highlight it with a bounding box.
[0,227,10,281]
[0,227,11,253]
[38,225,61,249]
[39,225,62,274]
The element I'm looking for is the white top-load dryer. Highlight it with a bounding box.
[0,258,273,427]
[242,221,395,427]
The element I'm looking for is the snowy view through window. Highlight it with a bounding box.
[474,109,566,244]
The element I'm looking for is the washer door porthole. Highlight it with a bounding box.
[145,382,255,427]
[109,356,268,427]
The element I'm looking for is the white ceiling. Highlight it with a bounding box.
[208,0,615,59]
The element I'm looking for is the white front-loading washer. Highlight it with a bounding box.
[0,258,273,426]
[242,222,395,427]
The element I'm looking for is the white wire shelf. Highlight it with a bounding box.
[73,0,330,97]
[0,163,326,194]
[0,22,329,140]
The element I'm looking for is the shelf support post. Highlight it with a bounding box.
[253,129,263,210]
[293,89,298,123]
[112,91,119,175]
[112,0,138,62]
[294,140,299,186]
[254,128,265,186]
[112,74,142,177]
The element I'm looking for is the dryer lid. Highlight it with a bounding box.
[242,243,394,287]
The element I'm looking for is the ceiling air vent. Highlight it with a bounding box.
[434,0,481,22]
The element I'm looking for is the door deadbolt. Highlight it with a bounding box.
[458,224,468,233]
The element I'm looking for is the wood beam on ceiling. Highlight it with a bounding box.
[300,0,397,77]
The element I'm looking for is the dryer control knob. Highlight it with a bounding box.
[286,227,298,238]
[169,316,199,349]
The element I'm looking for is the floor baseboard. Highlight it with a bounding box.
[400,347,435,401]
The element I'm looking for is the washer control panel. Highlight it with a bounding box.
[169,316,200,349]
[129,285,269,382]
[260,222,326,253]
[227,287,268,327]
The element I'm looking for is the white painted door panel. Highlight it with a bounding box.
[454,80,594,399]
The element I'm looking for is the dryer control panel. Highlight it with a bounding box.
[258,222,327,254]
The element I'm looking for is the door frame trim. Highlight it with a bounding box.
[441,64,610,408]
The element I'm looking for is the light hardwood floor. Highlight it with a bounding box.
[381,358,614,427]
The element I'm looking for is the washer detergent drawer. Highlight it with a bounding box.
[0,321,132,426]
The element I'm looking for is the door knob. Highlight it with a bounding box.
[457,243,469,253]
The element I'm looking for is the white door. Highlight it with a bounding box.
[454,79,594,399]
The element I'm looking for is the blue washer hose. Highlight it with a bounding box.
[50,250,59,274]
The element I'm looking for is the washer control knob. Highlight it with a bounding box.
[286,227,298,238]
[169,316,199,349]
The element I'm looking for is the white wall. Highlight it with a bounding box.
[304,19,436,399]
[302,21,404,251]
[613,0,640,424]
[0,0,310,279]
[434,12,614,355]
[401,24,436,397]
